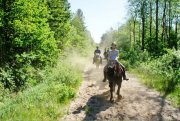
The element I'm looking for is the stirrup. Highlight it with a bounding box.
[102,79,106,82]
[123,78,129,81]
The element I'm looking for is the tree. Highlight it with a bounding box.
[141,0,146,51]
[47,0,71,49]
[0,0,58,89]
[70,9,94,53]
[149,0,153,40]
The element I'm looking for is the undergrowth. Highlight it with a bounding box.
[0,61,82,121]
[122,49,180,107]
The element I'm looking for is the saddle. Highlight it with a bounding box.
[107,61,123,77]
[114,63,123,76]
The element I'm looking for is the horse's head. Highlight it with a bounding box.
[95,53,100,57]
[107,61,116,76]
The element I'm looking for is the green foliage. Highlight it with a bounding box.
[0,61,82,121]
[120,48,149,67]
[0,83,10,103]
[0,0,95,90]
[0,0,58,66]
[0,66,27,91]
[47,0,71,49]
[0,0,59,90]
[131,49,180,107]
[70,9,95,55]
[0,0,93,120]
[12,0,58,66]
[46,61,82,87]
[99,0,179,107]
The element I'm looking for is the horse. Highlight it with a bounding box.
[94,53,101,68]
[103,51,109,62]
[105,60,123,102]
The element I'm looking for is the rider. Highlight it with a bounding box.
[106,48,110,61]
[93,46,102,64]
[103,48,107,59]
[102,42,129,82]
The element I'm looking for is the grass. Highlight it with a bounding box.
[130,68,180,108]
[0,61,83,121]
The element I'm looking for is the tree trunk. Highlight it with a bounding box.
[129,21,132,47]
[168,0,171,38]
[175,15,178,50]
[141,1,145,51]
[139,22,141,45]
[150,1,152,40]
[175,16,178,38]
[155,0,159,47]
[161,0,167,42]
[133,18,136,47]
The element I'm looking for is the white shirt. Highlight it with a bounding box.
[108,49,119,61]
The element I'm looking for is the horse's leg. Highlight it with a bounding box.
[113,83,116,92]
[109,82,114,102]
[110,87,113,102]
[117,79,122,100]
[102,66,107,82]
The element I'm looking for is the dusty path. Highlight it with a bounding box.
[61,61,180,121]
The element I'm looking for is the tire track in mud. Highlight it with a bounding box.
[61,61,180,121]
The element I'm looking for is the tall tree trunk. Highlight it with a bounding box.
[161,0,167,42]
[175,15,178,50]
[149,0,152,40]
[155,0,159,48]
[141,1,145,51]
[139,22,141,45]
[168,0,171,38]
[129,21,132,47]
[133,18,136,47]
[175,16,178,38]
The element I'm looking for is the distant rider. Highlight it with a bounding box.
[93,46,102,64]
[103,48,107,59]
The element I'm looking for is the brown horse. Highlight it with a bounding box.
[106,61,123,102]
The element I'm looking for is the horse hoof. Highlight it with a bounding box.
[109,99,114,103]
[117,95,122,100]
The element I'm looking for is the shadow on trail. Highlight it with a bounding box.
[72,91,117,121]
[82,91,114,121]
[146,79,179,121]
[159,77,180,121]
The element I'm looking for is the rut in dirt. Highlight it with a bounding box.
[61,61,180,121]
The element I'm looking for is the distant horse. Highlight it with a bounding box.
[105,60,123,102]
[94,53,101,68]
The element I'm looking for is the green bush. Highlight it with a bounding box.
[133,49,180,107]
[0,61,82,121]
[120,48,149,67]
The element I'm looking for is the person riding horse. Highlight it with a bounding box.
[102,42,129,82]
[103,48,110,60]
[93,46,102,64]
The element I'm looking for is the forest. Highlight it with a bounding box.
[0,0,179,120]
[100,0,179,107]
[0,0,94,120]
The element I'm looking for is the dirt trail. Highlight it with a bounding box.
[61,61,180,121]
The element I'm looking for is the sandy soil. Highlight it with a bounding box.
[61,61,180,121]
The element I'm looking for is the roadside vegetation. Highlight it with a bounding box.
[100,0,179,107]
[0,0,94,120]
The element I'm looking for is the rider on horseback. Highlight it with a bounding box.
[102,42,129,81]
[93,46,102,64]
